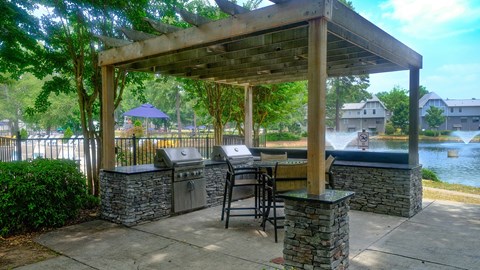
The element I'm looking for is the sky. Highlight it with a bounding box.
[235,0,480,99]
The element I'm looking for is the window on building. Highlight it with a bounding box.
[450,107,454,113]
[373,109,376,115]
[357,111,360,115]
[473,117,479,123]
[459,107,462,113]
[376,120,381,124]
[461,118,467,123]
[364,109,367,115]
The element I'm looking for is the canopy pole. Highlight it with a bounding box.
[244,85,253,147]
[409,68,420,165]
[307,18,327,195]
[102,65,115,169]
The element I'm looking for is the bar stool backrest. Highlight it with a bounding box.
[260,152,288,161]
[273,162,307,192]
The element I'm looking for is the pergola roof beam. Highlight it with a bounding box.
[215,0,250,16]
[99,0,330,66]
[119,27,157,41]
[143,18,182,34]
[175,8,212,26]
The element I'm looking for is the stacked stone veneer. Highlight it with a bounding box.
[100,164,229,226]
[100,170,172,226]
[283,198,351,270]
[332,164,422,217]
[204,163,228,206]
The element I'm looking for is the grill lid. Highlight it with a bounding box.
[211,145,252,161]
[154,147,203,168]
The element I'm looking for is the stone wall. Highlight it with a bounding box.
[100,170,172,226]
[332,164,422,217]
[204,163,227,207]
[283,198,351,270]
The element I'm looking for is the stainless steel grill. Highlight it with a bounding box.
[211,145,255,200]
[211,145,253,164]
[154,147,206,213]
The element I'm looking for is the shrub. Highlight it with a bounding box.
[20,128,28,139]
[423,130,436,137]
[422,168,440,182]
[0,159,90,236]
[134,120,143,127]
[123,126,144,138]
[384,123,395,135]
[266,132,301,141]
[440,130,451,136]
[63,126,74,142]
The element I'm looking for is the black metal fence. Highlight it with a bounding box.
[0,134,263,169]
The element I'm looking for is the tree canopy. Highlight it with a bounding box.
[425,106,445,133]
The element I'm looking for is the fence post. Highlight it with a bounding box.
[206,135,210,159]
[16,131,22,161]
[132,134,137,165]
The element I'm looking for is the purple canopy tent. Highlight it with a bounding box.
[123,103,169,135]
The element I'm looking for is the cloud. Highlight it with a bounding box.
[380,0,480,39]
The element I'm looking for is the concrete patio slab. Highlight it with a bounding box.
[366,200,480,270]
[17,199,480,270]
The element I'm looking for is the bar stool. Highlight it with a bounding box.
[221,159,265,228]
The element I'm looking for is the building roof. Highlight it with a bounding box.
[445,99,480,107]
[419,92,480,108]
[419,92,444,108]
[342,95,385,110]
[343,103,364,110]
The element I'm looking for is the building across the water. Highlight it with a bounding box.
[419,92,480,131]
[339,95,389,134]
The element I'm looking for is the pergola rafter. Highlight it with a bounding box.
[99,0,422,195]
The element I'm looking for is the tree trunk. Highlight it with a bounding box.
[335,87,340,131]
[176,89,182,138]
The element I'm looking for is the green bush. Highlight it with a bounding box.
[63,126,74,142]
[422,168,441,182]
[266,132,301,141]
[384,123,395,135]
[423,130,436,137]
[0,159,91,236]
[20,128,28,139]
[134,120,143,127]
[440,130,451,136]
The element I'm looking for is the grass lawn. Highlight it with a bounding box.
[423,180,480,194]
[423,180,480,205]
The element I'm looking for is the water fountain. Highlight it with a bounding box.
[447,130,480,158]
[452,130,480,144]
[326,131,358,150]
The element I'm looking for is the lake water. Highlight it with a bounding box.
[342,140,480,187]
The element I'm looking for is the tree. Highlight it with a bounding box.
[425,106,445,135]
[390,101,409,135]
[251,82,306,145]
[3,0,180,196]
[183,80,241,145]
[419,85,429,100]
[377,86,410,134]
[326,75,370,130]
[376,86,409,113]
[0,1,43,82]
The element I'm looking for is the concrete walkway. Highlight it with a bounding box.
[18,199,480,270]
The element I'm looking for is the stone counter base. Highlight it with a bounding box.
[332,165,422,217]
[283,198,350,270]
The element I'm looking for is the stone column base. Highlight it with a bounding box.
[279,189,354,270]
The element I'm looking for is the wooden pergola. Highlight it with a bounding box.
[99,0,422,195]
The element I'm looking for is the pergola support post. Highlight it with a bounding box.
[244,85,253,147]
[306,18,327,195]
[102,65,115,169]
[408,68,420,166]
